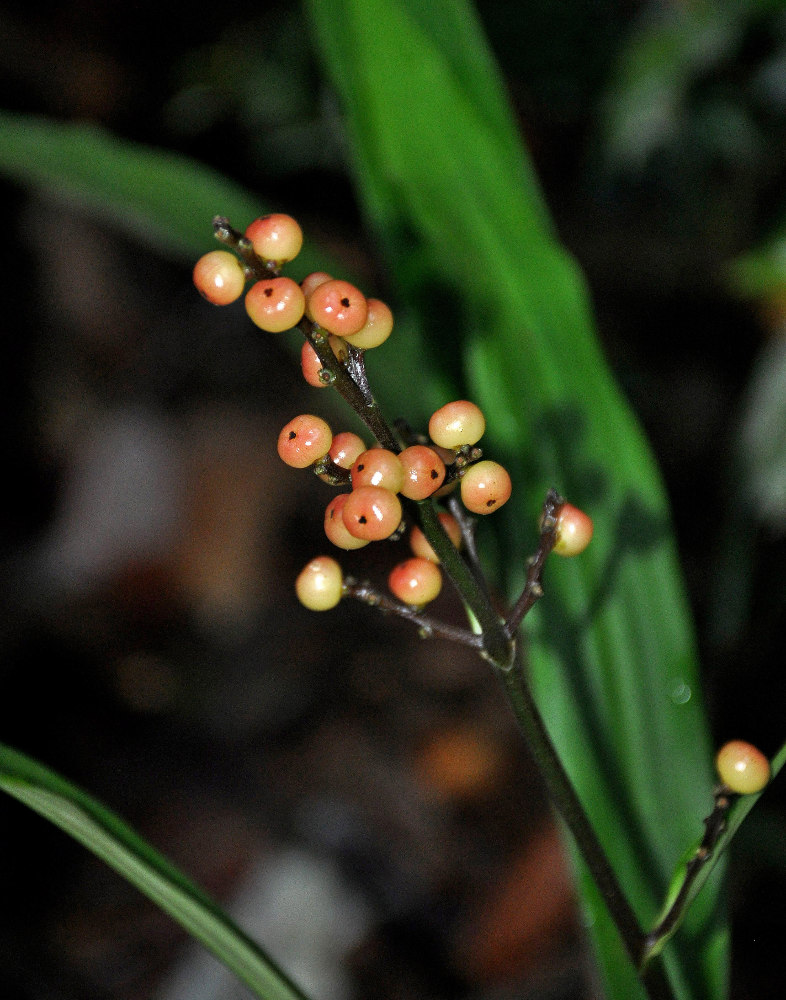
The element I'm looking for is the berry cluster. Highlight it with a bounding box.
[194,214,593,644]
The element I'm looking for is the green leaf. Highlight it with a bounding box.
[0,110,325,276]
[0,743,310,1000]
[305,1,725,997]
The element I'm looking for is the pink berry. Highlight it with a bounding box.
[296,556,343,611]
[342,486,402,541]
[398,446,446,500]
[460,461,512,514]
[300,337,345,388]
[342,298,394,350]
[300,271,334,298]
[351,448,404,493]
[429,401,486,449]
[552,503,594,556]
[306,279,368,337]
[716,740,770,795]
[277,414,332,468]
[245,277,305,333]
[388,558,443,606]
[324,494,370,550]
[245,214,303,263]
[327,432,367,470]
[193,250,245,305]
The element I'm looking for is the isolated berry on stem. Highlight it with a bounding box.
[429,400,486,449]
[277,415,333,469]
[389,558,443,606]
[460,460,512,514]
[296,556,343,611]
[306,279,368,337]
[193,250,245,305]
[552,503,594,557]
[245,214,303,264]
[715,740,770,795]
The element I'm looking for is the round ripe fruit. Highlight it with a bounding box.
[277,414,332,468]
[324,495,370,550]
[553,503,594,557]
[429,400,486,449]
[306,279,368,337]
[300,271,333,298]
[460,461,512,514]
[342,485,402,541]
[245,214,303,263]
[296,556,343,611]
[351,448,404,493]
[409,513,462,563]
[328,431,367,470]
[716,740,770,795]
[245,277,306,333]
[389,558,443,606]
[398,445,446,500]
[193,250,245,305]
[342,298,394,350]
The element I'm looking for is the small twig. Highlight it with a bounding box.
[504,487,564,635]
[343,578,484,648]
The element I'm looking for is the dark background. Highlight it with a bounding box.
[0,1,784,998]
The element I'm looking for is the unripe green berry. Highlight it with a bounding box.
[398,445,446,500]
[460,460,512,514]
[342,485,402,541]
[409,513,462,563]
[351,448,404,493]
[429,400,486,449]
[552,503,594,557]
[296,556,343,611]
[306,279,368,337]
[342,298,394,350]
[324,494,370,550]
[193,250,245,305]
[245,277,306,333]
[388,558,443,606]
[245,214,303,264]
[277,414,332,468]
[716,740,770,795]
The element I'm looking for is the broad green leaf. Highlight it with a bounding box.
[305,1,725,997]
[0,110,322,277]
[0,743,310,1000]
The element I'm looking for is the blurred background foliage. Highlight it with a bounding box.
[0,1,784,999]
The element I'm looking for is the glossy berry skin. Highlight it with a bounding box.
[351,448,404,493]
[300,337,346,388]
[245,277,306,333]
[343,298,394,350]
[389,558,442,606]
[429,400,486,449]
[409,513,462,563]
[277,414,332,468]
[716,740,770,795]
[398,446,446,500]
[460,460,512,514]
[324,495,370,550]
[245,214,303,263]
[306,279,368,337]
[553,503,594,557]
[296,556,343,611]
[193,250,245,305]
[327,432,367,470]
[342,485,402,541]
[300,271,333,298]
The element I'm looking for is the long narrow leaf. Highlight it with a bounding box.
[0,744,309,1000]
[304,2,725,997]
